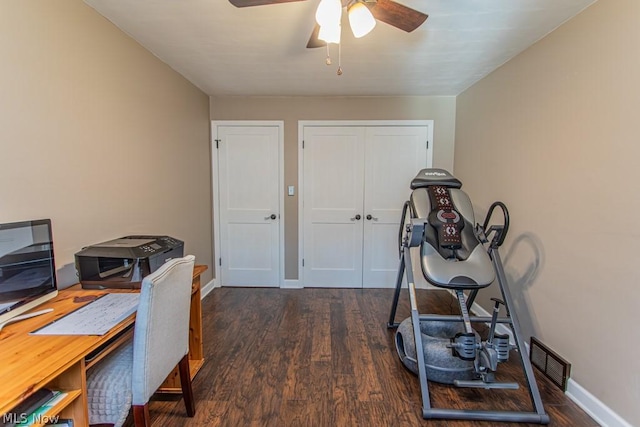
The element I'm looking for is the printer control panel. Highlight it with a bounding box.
[139,243,162,254]
[126,236,183,258]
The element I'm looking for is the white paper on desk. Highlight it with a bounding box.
[30,293,140,336]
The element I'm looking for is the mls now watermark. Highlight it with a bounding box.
[3,412,60,424]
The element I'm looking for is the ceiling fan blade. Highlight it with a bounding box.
[306,23,326,48]
[366,0,428,32]
[229,0,306,7]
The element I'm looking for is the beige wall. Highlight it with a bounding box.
[210,96,456,279]
[455,0,638,424]
[0,1,213,286]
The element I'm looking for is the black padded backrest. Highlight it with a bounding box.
[410,169,462,190]
[410,188,479,261]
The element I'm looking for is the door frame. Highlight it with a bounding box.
[297,120,434,288]
[211,120,285,288]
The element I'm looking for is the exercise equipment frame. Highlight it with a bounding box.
[387,205,550,424]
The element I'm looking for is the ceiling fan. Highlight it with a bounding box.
[228,0,428,48]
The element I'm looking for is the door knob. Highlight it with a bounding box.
[265,214,277,220]
[350,214,362,221]
[366,214,378,221]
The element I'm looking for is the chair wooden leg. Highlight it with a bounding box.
[133,404,151,427]
[178,354,196,417]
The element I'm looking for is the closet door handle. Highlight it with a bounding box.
[265,214,277,220]
[366,214,378,221]
[350,214,362,221]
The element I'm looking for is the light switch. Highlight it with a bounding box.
[288,185,295,196]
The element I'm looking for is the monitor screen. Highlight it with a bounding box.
[0,219,58,323]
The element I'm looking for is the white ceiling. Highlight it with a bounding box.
[83,0,596,97]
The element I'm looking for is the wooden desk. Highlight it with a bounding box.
[0,265,207,426]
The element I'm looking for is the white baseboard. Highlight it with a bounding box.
[200,278,216,299]
[202,278,300,293]
[566,379,633,427]
[282,279,302,289]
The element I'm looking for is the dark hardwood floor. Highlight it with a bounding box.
[138,287,597,426]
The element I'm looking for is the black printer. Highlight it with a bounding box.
[75,235,184,289]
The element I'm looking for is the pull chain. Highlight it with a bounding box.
[337,41,343,75]
[325,43,332,65]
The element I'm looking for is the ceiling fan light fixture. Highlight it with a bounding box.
[315,0,342,27]
[348,2,376,38]
[318,22,341,44]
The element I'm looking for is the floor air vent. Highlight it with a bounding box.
[529,336,571,391]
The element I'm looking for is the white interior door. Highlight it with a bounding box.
[216,125,280,287]
[362,126,429,287]
[302,127,365,288]
[301,122,431,288]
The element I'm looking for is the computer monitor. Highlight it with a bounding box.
[0,219,58,325]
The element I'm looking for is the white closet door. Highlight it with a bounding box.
[217,125,280,287]
[302,127,365,288]
[362,126,429,287]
